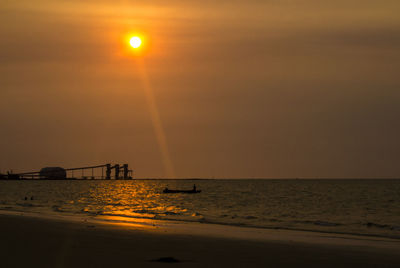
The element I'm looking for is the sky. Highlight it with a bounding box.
[1,0,400,178]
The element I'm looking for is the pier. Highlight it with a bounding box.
[0,163,133,180]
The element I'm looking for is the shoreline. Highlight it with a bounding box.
[1,212,400,267]
[1,208,400,241]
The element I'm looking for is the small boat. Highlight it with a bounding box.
[163,188,201,194]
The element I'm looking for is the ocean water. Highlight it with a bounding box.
[0,179,399,238]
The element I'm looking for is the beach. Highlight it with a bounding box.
[2,0,400,267]
[1,212,400,268]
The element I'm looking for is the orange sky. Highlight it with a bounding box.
[1,0,400,178]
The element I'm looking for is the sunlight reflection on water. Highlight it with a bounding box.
[1,179,400,238]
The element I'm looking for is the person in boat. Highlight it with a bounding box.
[164,187,169,192]
[193,184,196,192]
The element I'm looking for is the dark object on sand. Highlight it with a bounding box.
[152,257,180,263]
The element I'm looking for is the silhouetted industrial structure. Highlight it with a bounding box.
[1,163,133,180]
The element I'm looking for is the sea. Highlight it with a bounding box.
[0,179,399,238]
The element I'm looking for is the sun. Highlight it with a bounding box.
[129,36,142,48]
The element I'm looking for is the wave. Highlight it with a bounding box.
[295,220,341,227]
[365,222,400,231]
[1,206,400,240]
[1,204,400,240]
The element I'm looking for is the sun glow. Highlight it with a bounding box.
[120,33,150,56]
[129,36,142,48]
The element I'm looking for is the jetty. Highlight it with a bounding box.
[0,163,133,180]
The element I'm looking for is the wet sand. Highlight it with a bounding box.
[1,213,400,267]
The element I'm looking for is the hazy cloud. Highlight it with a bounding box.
[1,0,400,177]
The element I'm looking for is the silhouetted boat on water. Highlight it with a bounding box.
[163,184,201,194]
[163,188,201,194]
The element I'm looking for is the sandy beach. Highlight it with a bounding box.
[1,212,399,268]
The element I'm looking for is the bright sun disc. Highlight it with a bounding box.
[130,36,142,48]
